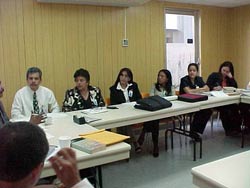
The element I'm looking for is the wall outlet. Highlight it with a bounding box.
[122,39,128,47]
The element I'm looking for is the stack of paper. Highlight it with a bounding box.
[71,138,106,154]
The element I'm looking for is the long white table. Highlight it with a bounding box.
[198,95,240,109]
[191,150,250,188]
[241,95,250,104]
[40,113,131,179]
[39,94,248,181]
[68,95,242,130]
[72,101,200,129]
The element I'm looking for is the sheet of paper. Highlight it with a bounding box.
[81,107,108,114]
[210,91,228,97]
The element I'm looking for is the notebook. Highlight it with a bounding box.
[71,138,106,154]
[79,129,130,146]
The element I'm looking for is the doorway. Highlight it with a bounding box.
[165,9,200,89]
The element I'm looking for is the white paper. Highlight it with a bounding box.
[210,91,228,97]
[164,95,178,101]
[81,107,108,114]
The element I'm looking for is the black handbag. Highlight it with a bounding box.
[134,95,172,111]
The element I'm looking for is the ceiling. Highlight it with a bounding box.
[159,0,250,8]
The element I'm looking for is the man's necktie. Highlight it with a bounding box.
[33,92,40,114]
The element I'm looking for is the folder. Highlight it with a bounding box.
[79,129,130,146]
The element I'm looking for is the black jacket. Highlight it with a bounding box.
[179,75,206,95]
[109,82,142,105]
[207,72,238,90]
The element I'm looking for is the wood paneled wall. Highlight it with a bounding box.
[229,5,250,88]
[0,0,233,114]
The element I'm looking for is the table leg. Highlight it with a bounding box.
[98,166,103,188]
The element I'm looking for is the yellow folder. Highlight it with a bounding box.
[79,129,130,146]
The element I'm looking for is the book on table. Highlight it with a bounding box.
[79,129,130,146]
[71,138,106,154]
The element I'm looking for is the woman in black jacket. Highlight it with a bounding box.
[179,63,212,135]
[207,61,241,135]
[110,68,142,152]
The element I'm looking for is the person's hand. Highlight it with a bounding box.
[49,148,81,188]
[227,72,233,78]
[213,86,222,91]
[29,114,44,125]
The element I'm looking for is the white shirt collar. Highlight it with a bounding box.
[116,82,132,91]
[27,85,41,93]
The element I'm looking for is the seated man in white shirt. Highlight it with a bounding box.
[0,121,93,188]
[11,67,60,120]
[0,80,43,126]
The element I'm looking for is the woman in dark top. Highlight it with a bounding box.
[138,69,173,157]
[207,61,241,135]
[180,63,212,134]
[63,68,105,112]
[110,68,141,105]
[207,61,237,90]
[180,63,209,95]
[110,68,142,152]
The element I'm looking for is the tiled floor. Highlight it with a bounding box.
[102,121,250,188]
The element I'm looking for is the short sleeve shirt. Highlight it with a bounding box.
[180,75,206,94]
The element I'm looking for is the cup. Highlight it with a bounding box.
[58,136,71,148]
[45,117,52,125]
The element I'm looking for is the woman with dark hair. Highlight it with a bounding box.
[110,68,142,152]
[150,69,173,96]
[62,68,105,112]
[137,69,174,157]
[180,63,209,95]
[110,68,141,105]
[207,61,241,135]
[179,63,212,134]
[207,61,237,90]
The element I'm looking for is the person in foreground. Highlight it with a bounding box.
[11,67,60,121]
[0,121,93,188]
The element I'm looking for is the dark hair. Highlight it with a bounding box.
[155,69,172,94]
[188,63,199,72]
[219,61,234,76]
[26,67,42,79]
[0,122,49,182]
[114,68,133,87]
[74,68,90,82]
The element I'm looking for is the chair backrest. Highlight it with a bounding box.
[175,90,180,96]
[141,92,150,98]
[105,97,111,106]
